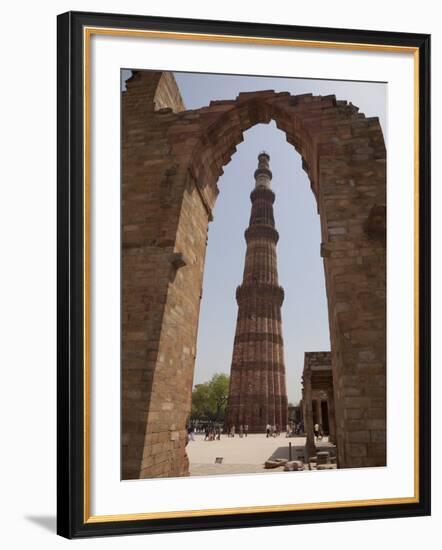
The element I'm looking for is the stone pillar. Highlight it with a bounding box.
[327,389,336,444]
[315,399,323,428]
[299,398,304,428]
[303,371,316,459]
[301,392,306,434]
[121,71,198,479]
[319,149,386,468]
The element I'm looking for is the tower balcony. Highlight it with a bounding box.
[236,282,285,307]
[245,224,279,244]
[250,186,275,204]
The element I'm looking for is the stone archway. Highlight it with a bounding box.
[121,71,386,479]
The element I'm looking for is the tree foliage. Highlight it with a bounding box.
[191,373,229,422]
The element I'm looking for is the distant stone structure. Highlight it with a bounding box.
[225,153,288,433]
[302,352,336,458]
[288,404,302,425]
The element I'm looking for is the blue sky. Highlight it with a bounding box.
[122,70,386,403]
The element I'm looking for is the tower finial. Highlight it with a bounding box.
[254,151,272,189]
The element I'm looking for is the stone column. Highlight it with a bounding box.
[301,392,306,434]
[303,371,316,459]
[327,389,336,444]
[315,399,323,428]
[299,398,304,428]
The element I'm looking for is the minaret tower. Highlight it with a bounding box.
[226,153,288,433]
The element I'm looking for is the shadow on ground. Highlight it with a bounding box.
[268,441,337,462]
[25,515,56,533]
[268,445,307,461]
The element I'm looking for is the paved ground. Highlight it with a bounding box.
[187,433,335,476]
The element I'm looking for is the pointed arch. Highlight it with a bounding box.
[121,71,386,478]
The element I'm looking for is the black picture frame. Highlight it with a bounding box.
[57,10,431,539]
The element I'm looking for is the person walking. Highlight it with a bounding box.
[187,425,195,442]
[266,423,271,438]
[230,425,235,438]
[314,423,320,440]
[239,424,244,438]
[244,424,248,437]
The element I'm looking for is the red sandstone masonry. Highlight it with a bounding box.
[122,70,386,478]
[225,153,288,432]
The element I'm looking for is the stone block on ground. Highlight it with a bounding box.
[316,451,331,465]
[317,464,337,470]
[283,460,304,471]
[264,458,288,469]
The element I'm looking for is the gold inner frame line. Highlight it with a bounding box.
[82,26,420,524]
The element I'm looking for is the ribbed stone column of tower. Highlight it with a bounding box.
[225,152,288,433]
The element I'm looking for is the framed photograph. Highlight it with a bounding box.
[57,10,431,538]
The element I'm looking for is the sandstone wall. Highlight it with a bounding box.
[122,71,387,477]
[121,71,207,478]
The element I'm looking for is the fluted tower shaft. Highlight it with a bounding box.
[226,153,288,433]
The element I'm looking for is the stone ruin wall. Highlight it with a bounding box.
[121,71,209,478]
[122,70,387,478]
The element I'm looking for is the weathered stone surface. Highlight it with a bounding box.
[265,458,288,469]
[302,352,336,450]
[121,70,386,479]
[225,154,288,433]
[316,451,331,465]
[284,460,304,471]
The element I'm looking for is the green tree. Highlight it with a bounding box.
[191,373,229,422]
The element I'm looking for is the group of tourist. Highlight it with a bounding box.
[227,424,249,438]
[186,421,315,442]
[265,424,281,437]
[285,421,305,437]
[187,424,223,442]
[266,422,305,437]
[203,426,222,440]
